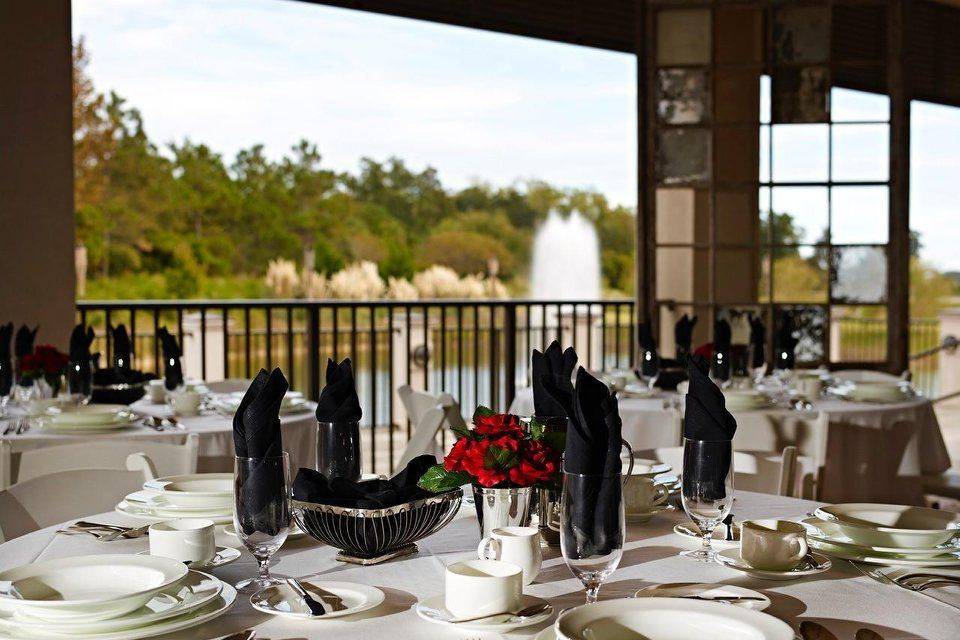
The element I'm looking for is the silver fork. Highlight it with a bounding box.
[897,574,960,591]
[850,561,960,610]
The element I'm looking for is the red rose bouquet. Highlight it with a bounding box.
[418,406,564,492]
[19,344,70,392]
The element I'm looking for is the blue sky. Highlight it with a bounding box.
[73,0,960,271]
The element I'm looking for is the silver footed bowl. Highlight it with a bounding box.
[292,489,462,564]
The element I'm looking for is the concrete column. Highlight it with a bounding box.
[0,1,76,347]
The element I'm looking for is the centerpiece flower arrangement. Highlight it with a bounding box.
[18,344,70,395]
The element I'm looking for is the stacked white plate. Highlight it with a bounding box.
[210,390,309,415]
[39,405,139,432]
[722,389,771,411]
[834,380,914,404]
[802,503,960,567]
[117,474,233,523]
[0,556,235,639]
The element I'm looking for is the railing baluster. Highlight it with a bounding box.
[555,303,562,344]
[587,303,594,370]
[473,305,480,410]
[129,308,137,368]
[489,305,498,410]
[152,308,160,375]
[422,305,429,391]
[105,309,112,366]
[221,307,228,379]
[286,307,294,389]
[405,304,412,440]
[332,307,339,363]
[440,305,447,451]
[600,304,607,371]
[388,306,395,473]
[629,301,636,368]
[369,305,377,473]
[265,307,272,369]
[504,303,517,410]
[308,305,320,401]
[200,308,207,381]
[244,307,251,379]
[456,306,463,408]
[350,306,357,362]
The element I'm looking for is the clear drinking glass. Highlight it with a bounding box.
[680,438,734,562]
[233,452,290,593]
[637,348,660,391]
[560,472,625,604]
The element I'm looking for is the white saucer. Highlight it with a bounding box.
[250,580,384,619]
[716,548,831,580]
[224,522,305,539]
[809,539,960,567]
[137,546,241,569]
[115,500,232,524]
[416,594,553,632]
[627,504,672,524]
[635,582,770,611]
[673,523,741,551]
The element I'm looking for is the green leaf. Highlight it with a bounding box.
[472,405,496,423]
[528,417,546,440]
[485,444,519,471]
[449,422,471,439]
[417,464,472,493]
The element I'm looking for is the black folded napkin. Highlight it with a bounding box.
[157,327,184,391]
[674,314,697,364]
[683,355,736,500]
[233,368,289,536]
[68,324,95,397]
[14,325,38,360]
[293,454,437,509]
[110,324,132,373]
[532,341,577,419]
[711,319,732,381]
[749,314,766,369]
[0,323,12,396]
[315,358,362,423]
[774,312,799,370]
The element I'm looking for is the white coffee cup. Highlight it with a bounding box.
[623,475,670,513]
[444,559,522,619]
[796,376,823,398]
[740,519,808,571]
[146,379,167,403]
[477,526,542,585]
[148,518,216,564]
[167,390,202,416]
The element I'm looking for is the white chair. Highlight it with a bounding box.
[832,369,905,384]
[0,435,200,488]
[396,386,468,471]
[640,445,812,497]
[0,468,145,542]
[205,379,251,394]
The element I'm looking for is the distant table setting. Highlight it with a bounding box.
[2,322,960,640]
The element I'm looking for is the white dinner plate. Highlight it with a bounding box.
[815,504,960,549]
[0,571,221,635]
[115,500,232,524]
[621,384,659,398]
[0,583,236,640]
[809,539,960,567]
[673,523,741,551]
[38,414,140,432]
[716,548,831,580]
[137,547,241,570]
[416,594,552,632]
[635,583,771,611]
[723,390,772,411]
[224,522,305,539]
[0,555,189,623]
[142,474,232,508]
[124,490,231,513]
[251,580,384,620]
[46,404,132,425]
[801,518,960,558]
[627,504,672,524]
[555,597,793,640]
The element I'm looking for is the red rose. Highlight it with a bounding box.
[444,437,471,472]
[474,413,523,437]
[461,439,490,478]
[508,440,560,486]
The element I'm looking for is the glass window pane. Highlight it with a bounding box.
[759,186,771,242]
[777,306,826,365]
[772,67,829,124]
[759,245,771,303]
[831,186,889,244]
[831,87,889,122]
[773,5,830,64]
[832,124,889,182]
[772,124,829,182]
[657,68,710,124]
[772,246,828,303]
[831,246,887,304]
[830,306,887,362]
[657,129,710,184]
[770,187,829,244]
[657,9,711,65]
[759,125,770,183]
[760,75,771,124]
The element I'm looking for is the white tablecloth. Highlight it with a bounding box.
[1,491,958,639]
[0,400,318,475]
[511,387,951,504]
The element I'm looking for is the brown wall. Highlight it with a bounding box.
[0,0,76,347]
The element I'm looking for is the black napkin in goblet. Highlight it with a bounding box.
[774,311,799,370]
[14,325,38,361]
[563,367,624,557]
[110,324,132,373]
[711,319,732,381]
[68,323,95,397]
[0,323,12,396]
[683,354,737,500]
[157,327,184,391]
[749,314,766,369]
[532,340,577,420]
[637,322,658,378]
[674,314,697,365]
[315,358,363,481]
[293,454,437,509]
[233,368,288,536]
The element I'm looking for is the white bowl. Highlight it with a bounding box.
[815,504,960,549]
[46,404,130,426]
[555,597,794,640]
[0,555,188,623]
[143,473,232,508]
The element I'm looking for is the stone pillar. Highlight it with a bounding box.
[0,1,76,347]
[181,313,232,382]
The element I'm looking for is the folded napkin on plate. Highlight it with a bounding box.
[0,323,12,395]
[315,358,362,423]
[14,325,38,361]
[110,324,132,373]
[749,314,766,369]
[563,367,624,556]
[674,314,697,363]
[637,322,658,378]
[68,323,95,396]
[711,319,732,380]
[157,327,184,391]
[532,341,577,419]
[774,311,799,370]
[233,368,288,535]
[293,454,437,509]
[683,354,736,500]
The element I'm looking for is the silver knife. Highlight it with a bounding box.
[286,578,326,616]
[99,524,152,542]
[850,561,960,611]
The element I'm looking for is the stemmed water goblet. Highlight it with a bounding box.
[679,438,734,562]
[636,347,660,391]
[233,451,291,593]
[560,471,625,604]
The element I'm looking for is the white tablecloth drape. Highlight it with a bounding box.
[1,491,957,639]
[510,387,951,504]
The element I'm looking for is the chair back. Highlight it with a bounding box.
[396,386,466,471]
[205,379,252,394]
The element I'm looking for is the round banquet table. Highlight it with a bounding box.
[0,399,318,476]
[511,387,951,505]
[2,490,958,639]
